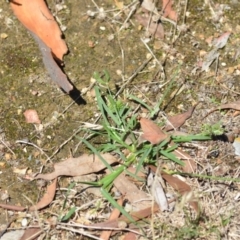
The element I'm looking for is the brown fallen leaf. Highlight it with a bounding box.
[100,197,123,240]
[203,100,240,119]
[29,178,57,211]
[20,225,42,240]
[0,203,26,211]
[23,109,41,124]
[162,0,178,21]
[123,232,138,240]
[135,13,165,39]
[173,149,197,173]
[90,203,160,228]
[140,118,168,145]
[34,153,119,180]
[114,173,150,211]
[31,32,73,93]
[162,172,198,212]
[10,0,67,61]
[164,103,199,131]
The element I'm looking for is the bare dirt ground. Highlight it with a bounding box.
[0,0,240,239]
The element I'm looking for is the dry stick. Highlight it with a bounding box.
[0,139,15,156]
[57,222,141,235]
[115,56,153,97]
[140,38,165,79]
[56,225,103,240]
[15,140,50,160]
[215,77,240,95]
[183,0,189,24]
[118,1,138,32]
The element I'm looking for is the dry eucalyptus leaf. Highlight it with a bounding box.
[204,100,240,119]
[114,173,150,211]
[140,118,168,145]
[164,103,198,131]
[162,173,198,212]
[29,179,57,211]
[34,153,118,180]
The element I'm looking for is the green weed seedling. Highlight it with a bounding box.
[201,122,224,136]
[79,71,223,223]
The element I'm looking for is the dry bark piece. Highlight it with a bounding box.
[140,118,168,145]
[31,32,73,93]
[23,109,41,124]
[10,0,67,61]
[34,153,119,180]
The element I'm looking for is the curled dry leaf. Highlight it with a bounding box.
[148,172,169,211]
[29,178,57,211]
[34,153,118,180]
[140,118,168,145]
[203,100,240,119]
[164,103,198,131]
[10,0,67,61]
[23,109,41,124]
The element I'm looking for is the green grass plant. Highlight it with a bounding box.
[75,71,225,223]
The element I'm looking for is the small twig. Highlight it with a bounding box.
[57,221,141,235]
[115,56,153,97]
[56,225,103,240]
[183,0,189,24]
[118,3,137,32]
[15,140,50,160]
[140,38,165,79]
[0,139,15,156]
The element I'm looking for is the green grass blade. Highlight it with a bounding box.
[95,86,121,125]
[135,146,152,175]
[63,182,76,210]
[81,138,113,172]
[160,150,184,165]
[101,188,136,223]
[172,134,212,143]
[61,207,76,222]
[128,94,154,113]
